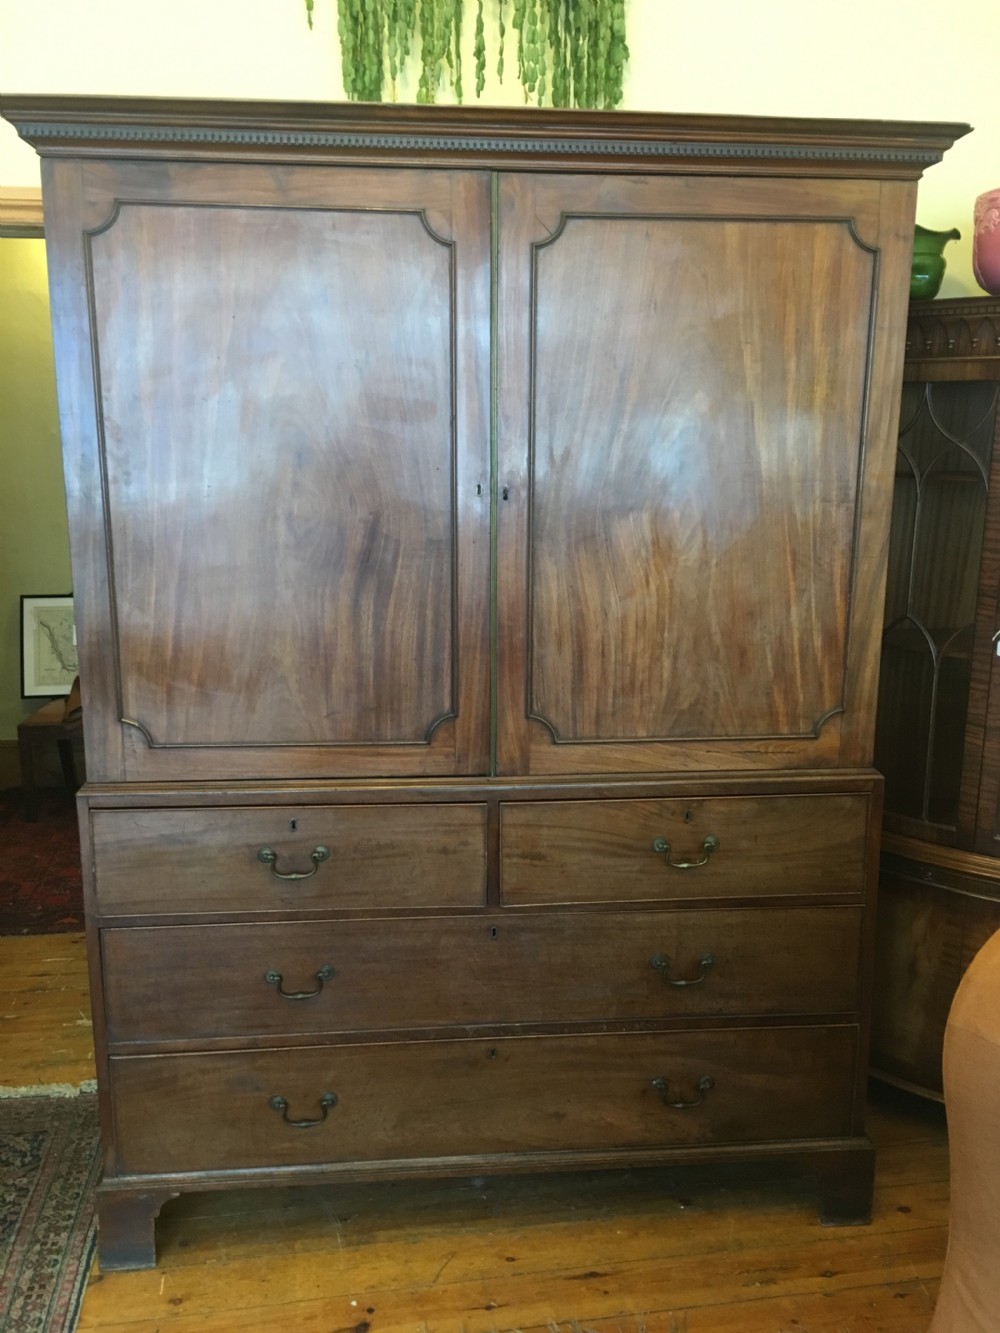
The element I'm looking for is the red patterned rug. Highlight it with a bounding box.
[0,789,84,935]
[0,1089,99,1332]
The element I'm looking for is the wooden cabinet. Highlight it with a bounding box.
[1,95,966,1270]
[871,297,1000,1097]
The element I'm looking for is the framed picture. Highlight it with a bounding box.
[20,594,78,698]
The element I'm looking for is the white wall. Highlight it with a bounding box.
[0,0,994,292]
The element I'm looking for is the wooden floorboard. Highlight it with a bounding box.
[0,932,94,1087]
[0,933,950,1331]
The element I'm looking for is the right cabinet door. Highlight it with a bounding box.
[494,172,913,777]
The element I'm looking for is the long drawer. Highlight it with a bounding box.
[501,794,871,904]
[89,804,488,914]
[101,906,863,1042]
[109,1026,858,1174]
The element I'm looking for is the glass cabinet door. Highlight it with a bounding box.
[875,377,1000,846]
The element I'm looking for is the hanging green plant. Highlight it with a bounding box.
[304,0,629,109]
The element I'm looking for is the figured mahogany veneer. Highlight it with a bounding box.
[1,94,967,1269]
[101,905,863,1043]
[108,1027,859,1176]
[89,803,488,914]
[500,793,870,903]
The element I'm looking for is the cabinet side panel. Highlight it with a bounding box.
[839,179,920,768]
[41,159,126,781]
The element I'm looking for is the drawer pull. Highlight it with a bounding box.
[256,844,330,880]
[651,834,720,869]
[649,951,715,987]
[650,1075,714,1109]
[264,964,335,1000]
[268,1092,338,1128]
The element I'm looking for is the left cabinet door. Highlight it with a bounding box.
[44,160,493,781]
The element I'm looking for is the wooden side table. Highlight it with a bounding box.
[17,698,83,821]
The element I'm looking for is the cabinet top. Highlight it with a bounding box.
[904,296,1000,381]
[0,95,970,179]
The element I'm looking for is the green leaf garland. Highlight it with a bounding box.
[306,0,629,108]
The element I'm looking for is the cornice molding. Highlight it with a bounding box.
[0,96,971,180]
[5,122,951,165]
[904,296,1000,378]
[0,186,43,235]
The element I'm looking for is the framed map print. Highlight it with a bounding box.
[20,593,78,697]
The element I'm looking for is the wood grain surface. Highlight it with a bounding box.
[100,905,863,1044]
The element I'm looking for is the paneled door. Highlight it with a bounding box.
[495,171,910,776]
[45,160,493,782]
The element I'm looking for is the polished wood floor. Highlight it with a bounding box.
[1,933,949,1331]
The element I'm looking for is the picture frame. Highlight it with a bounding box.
[20,593,78,698]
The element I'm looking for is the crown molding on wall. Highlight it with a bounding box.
[0,186,44,236]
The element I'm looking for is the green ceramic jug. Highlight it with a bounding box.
[910,224,960,299]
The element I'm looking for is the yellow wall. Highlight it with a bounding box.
[0,0,994,742]
[0,239,71,737]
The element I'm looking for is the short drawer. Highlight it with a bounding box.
[501,794,871,904]
[101,906,863,1043]
[89,804,487,914]
[109,1026,858,1174]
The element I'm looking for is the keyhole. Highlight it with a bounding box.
[490,926,499,940]
[289,819,298,832]
[487,1048,498,1059]
[683,810,693,823]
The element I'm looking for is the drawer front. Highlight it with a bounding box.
[102,906,863,1042]
[501,794,871,904]
[110,1026,858,1174]
[89,804,487,914]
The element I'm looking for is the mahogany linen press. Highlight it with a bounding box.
[1,95,967,1268]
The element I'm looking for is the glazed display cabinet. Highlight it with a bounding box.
[0,95,965,1269]
[872,296,1000,1098]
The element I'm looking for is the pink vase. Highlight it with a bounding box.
[973,189,1000,295]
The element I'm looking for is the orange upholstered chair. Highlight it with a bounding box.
[928,928,1000,1332]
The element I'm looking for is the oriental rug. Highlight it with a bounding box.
[0,788,84,935]
[0,1088,100,1333]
